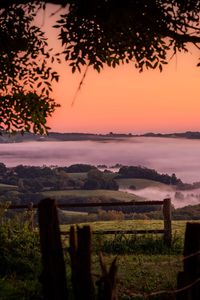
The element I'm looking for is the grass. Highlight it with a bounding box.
[0,277,42,300]
[0,215,192,300]
[61,220,188,299]
[90,253,183,297]
[60,209,88,216]
[42,189,144,202]
[0,183,18,191]
[116,178,174,190]
[60,220,187,236]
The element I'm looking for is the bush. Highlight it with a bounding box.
[0,206,42,299]
[98,209,124,221]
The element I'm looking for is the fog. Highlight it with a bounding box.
[1,137,200,207]
[1,137,200,183]
[120,187,200,208]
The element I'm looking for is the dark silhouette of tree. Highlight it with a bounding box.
[1,0,200,132]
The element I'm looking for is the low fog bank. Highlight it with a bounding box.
[120,187,200,208]
[1,137,200,183]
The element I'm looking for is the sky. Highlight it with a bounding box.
[38,5,200,134]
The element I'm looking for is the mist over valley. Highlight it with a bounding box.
[1,136,200,182]
[1,136,200,208]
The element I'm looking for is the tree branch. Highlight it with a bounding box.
[166,28,200,44]
[0,0,70,9]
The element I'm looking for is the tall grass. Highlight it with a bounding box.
[93,233,183,255]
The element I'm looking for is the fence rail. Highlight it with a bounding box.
[3,197,172,246]
[7,200,164,209]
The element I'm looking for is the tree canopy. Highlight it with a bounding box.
[1,0,200,133]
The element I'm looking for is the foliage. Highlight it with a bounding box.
[0,163,6,175]
[14,165,56,178]
[98,209,125,221]
[172,204,200,220]
[65,164,97,173]
[56,0,200,73]
[0,215,40,277]
[0,207,42,299]
[118,165,182,185]
[0,3,59,133]
[0,1,200,132]
[84,169,119,190]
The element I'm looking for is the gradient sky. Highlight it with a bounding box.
[38,5,200,134]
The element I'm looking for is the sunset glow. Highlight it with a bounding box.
[41,5,200,134]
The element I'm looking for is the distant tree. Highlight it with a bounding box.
[14,165,55,178]
[18,178,44,192]
[1,1,200,132]
[84,169,118,190]
[118,165,182,185]
[0,163,6,175]
[84,169,103,189]
[66,164,97,173]
[87,169,103,181]
[171,173,180,185]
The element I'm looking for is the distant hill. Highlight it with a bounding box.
[1,130,200,143]
[142,131,200,139]
[0,131,135,143]
[116,178,174,190]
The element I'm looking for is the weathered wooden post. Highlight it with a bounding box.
[163,198,172,247]
[177,222,200,300]
[97,253,118,300]
[38,198,68,300]
[69,225,95,300]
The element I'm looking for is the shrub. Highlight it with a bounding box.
[0,206,42,299]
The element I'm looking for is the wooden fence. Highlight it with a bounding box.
[37,199,200,300]
[36,200,200,300]
[7,197,172,246]
[2,198,200,299]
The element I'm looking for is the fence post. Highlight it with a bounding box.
[97,253,118,300]
[163,198,172,247]
[69,225,95,300]
[38,198,68,300]
[177,222,200,300]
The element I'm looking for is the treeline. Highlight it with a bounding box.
[0,162,187,208]
[0,163,119,205]
[117,165,182,185]
[143,131,200,139]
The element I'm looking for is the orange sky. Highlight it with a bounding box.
[38,5,200,134]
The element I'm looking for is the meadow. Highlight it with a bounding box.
[60,220,186,299]
[0,213,188,300]
[42,189,143,202]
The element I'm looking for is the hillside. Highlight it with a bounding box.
[0,131,134,143]
[142,131,200,139]
[0,183,18,191]
[2,130,200,143]
[116,178,174,190]
[42,189,143,202]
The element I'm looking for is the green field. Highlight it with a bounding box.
[61,220,188,298]
[42,189,144,202]
[61,219,186,236]
[0,215,195,299]
[116,178,174,190]
[0,183,18,191]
